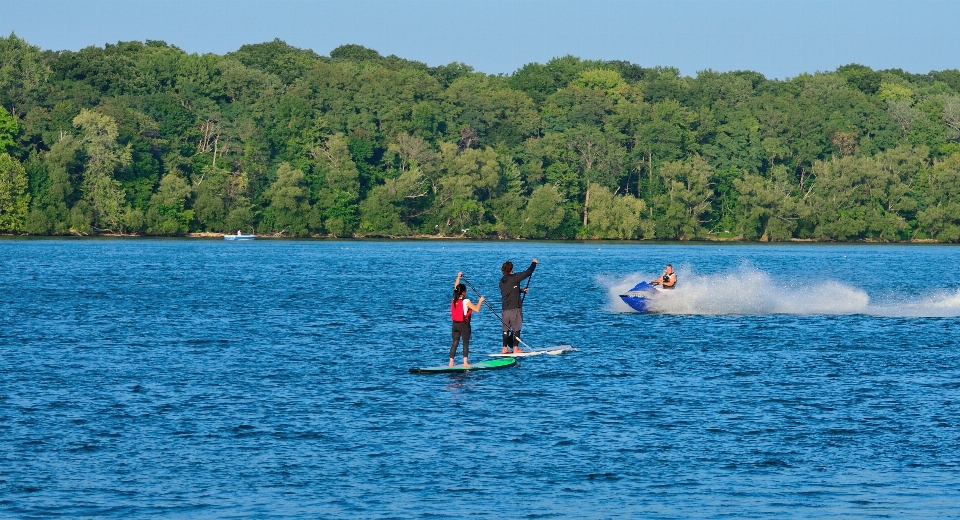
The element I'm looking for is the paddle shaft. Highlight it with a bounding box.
[460,275,534,350]
[520,271,533,305]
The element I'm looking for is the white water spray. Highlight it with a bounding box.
[602,265,960,317]
[868,287,960,317]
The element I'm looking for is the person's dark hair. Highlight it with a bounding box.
[453,283,467,301]
[501,261,513,275]
[666,264,672,268]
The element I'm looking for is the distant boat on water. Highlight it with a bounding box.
[224,231,256,241]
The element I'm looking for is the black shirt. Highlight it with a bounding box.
[499,262,537,311]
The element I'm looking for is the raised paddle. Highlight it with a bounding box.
[460,275,535,351]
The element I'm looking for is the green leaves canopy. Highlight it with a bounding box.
[2,33,960,241]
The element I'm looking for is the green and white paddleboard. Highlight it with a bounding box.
[409,357,517,374]
[487,345,575,358]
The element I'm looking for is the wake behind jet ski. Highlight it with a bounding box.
[619,265,677,313]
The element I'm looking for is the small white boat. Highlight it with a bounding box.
[224,233,256,241]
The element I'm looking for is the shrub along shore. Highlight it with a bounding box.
[2,35,960,241]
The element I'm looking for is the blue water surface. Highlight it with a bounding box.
[2,239,959,518]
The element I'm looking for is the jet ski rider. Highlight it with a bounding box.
[650,264,677,289]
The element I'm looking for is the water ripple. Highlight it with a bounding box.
[2,239,960,517]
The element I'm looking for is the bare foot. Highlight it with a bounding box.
[513,346,524,354]
[502,347,510,354]
[463,358,470,367]
[449,359,455,367]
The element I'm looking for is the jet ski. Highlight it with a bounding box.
[619,281,661,313]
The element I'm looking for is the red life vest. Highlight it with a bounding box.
[451,298,472,322]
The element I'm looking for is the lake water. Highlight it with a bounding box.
[2,239,959,518]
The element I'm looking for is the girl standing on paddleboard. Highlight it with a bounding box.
[450,272,484,367]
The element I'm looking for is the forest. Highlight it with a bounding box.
[2,34,960,241]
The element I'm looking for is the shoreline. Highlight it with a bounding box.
[0,232,949,244]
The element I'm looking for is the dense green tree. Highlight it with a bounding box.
[329,44,381,62]
[427,62,474,89]
[25,135,80,234]
[865,146,923,239]
[937,94,960,141]
[583,183,650,239]
[311,133,360,235]
[146,172,192,234]
[732,167,802,240]
[628,99,698,201]
[0,153,29,231]
[0,106,20,151]
[260,162,315,235]
[916,154,960,241]
[358,183,407,236]
[542,72,617,131]
[225,197,256,234]
[0,33,50,112]
[558,125,626,227]
[521,184,565,238]
[509,55,590,105]
[229,39,323,85]
[837,64,882,95]
[486,171,525,237]
[190,165,230,231]
[799,147,921,240]
[431,143,500,235]
[442,75,540,147]
[653,156,715,239]
[73,109,132,230]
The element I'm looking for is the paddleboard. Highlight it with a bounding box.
[487,345,575,358]
[408,357,517,374]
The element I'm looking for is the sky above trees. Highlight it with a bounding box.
[3,0,958,79]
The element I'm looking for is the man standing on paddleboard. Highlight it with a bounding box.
[499,258,537,354]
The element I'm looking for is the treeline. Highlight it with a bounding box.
[2,34,960,240]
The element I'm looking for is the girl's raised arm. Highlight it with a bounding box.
[467,296,484,312]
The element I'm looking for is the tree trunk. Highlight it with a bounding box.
[583,186,590,227]
[212,135,219,168]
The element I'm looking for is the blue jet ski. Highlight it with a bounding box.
[619,281,661,313]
